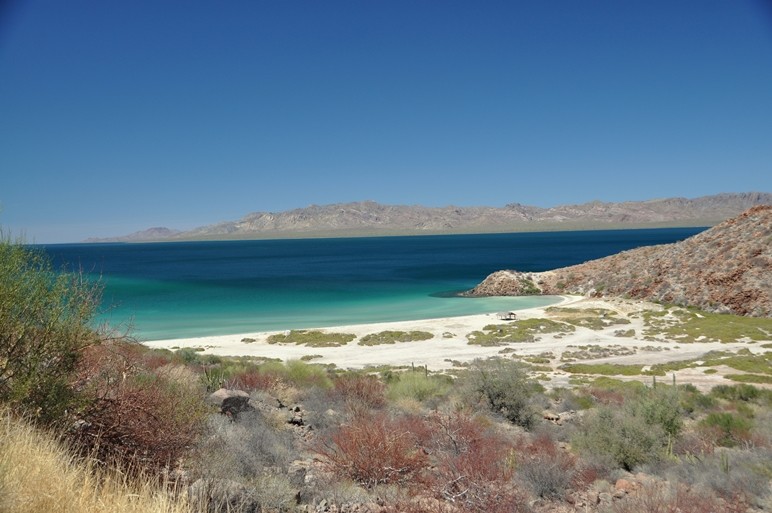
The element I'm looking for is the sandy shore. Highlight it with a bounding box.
[144,295,769,390]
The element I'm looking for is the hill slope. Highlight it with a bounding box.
[467,206,772,317]
[87,192,770,242]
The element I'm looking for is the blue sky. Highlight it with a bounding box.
[1,1,771,243]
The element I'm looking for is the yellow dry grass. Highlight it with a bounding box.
[0,410,189,513]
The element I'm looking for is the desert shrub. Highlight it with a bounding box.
[460,358,540,429]
[710,383,761,402]
[226,368,280,392]
[193,410,296,481]
[573,405,666,471]
[666,447,772,507]
[304,475,373,511]
[172,347,205,365]
[315,412,428,489]
[679,386,717,415]
[248,473,297,512]
[629,385,683,438]
[587,387,624,406]
[549,387,593,411]
[359,330,433,345]
[259,360,332,390]
[423,411,528,513]
[698,412,752,447]
[589,376,647,395]
[515,433,576,498]
[609,481,724,513]
[387,370,451,404]
[0,238,102,424]
[267,329,355,347]
[72,341,209,474]
[333,373,386,413]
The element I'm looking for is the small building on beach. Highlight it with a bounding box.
[497,311,518,321]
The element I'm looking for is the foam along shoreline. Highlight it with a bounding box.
[141,295,767,391]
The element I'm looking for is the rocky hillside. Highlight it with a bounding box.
[88,192,770,242]
[466,206,772,317]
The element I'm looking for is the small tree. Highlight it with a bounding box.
[573,405,666,471]
[462,358,540,429]
[0,236,101,423]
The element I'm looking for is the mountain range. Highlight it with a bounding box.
[85,192,771,242]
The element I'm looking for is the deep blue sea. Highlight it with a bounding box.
[41,227,705,341]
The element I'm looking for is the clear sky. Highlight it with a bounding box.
[1,1,771,243]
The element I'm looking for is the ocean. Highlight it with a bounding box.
[41,227,705,341]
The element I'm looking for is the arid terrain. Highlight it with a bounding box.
[468,205,772,317]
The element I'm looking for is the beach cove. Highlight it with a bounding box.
[43,227,706,340]
[144,295,769,391]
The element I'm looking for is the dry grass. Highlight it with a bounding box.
[0,410,188,513]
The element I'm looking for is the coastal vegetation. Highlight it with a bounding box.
[467,319,575,346]
[546,307,632,330]
[266,329,356,347]
[358,330,433,346]
[641,307,772,343]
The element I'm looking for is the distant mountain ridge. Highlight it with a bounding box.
[467,205,772,317]
[85,192,771,242]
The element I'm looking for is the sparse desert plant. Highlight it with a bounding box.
[193,410,297,481]
[258,359,332,390]
[424,411,529,513]
[387,369,451,404]
[460,358,541,429]
[710,383,762,402]
[267,329,355,347]
[467,319,574,346]
[573,405,666,471]
[630,385,683,439]
[314,412,428,489]
[249,473,298,512]
[333,373,386,412]
[359,330,433,345]
[72,341,209,474]
[608,481,725,513]
[698,412,753,448]
[515,432,577,499]
[664,447,771,508]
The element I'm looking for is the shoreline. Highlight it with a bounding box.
[142,295,770,390]
[143,295,580,367]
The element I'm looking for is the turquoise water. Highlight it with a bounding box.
[42,228,705,340]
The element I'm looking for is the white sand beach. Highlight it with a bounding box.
[144,296,769,390]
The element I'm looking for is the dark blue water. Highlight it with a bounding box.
[41,227,705,340]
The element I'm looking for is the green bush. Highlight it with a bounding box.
[700,412,752,447]
[573,406,666,471]
[266,330,355,347]
[0,237,101,423]
[387,370,450,403]
[630,385,683,438]
[679,387,717,415]
[358,330,433,345]
[710,383,761,402]
[461,359,540,429]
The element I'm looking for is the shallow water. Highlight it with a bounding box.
[41,227,704,340]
